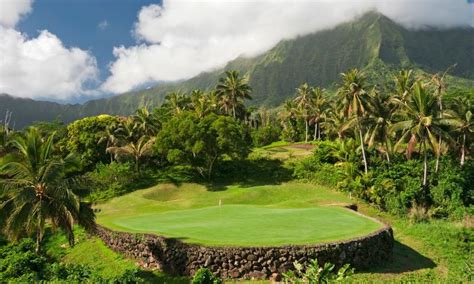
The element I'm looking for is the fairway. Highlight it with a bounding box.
[97,183,383,246]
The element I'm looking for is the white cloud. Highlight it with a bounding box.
[0,0,100,100]
[98,20,109,31]
[0,27,99,100]
[102,0,474,94]
[0,0,33,27]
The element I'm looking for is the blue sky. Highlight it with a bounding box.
[16,0,159,101]
[0,0,472,103]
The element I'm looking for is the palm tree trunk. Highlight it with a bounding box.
[318,123,321,140]
[385,139,391,164]
[313,123,317,141]
[305,119,309,143]
[358,122,368,174]
[461,133,466,166]
[232,106,236,119]
[35,229,42,253]
[135,156,140,175]
[435,135,441,173]
[423,139,428,187]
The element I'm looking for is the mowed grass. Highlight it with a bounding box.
[97,183,383,246]
[252,142,315,160]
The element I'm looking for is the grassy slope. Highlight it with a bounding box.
[96,182,382,246]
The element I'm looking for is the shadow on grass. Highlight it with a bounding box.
[361,240,436,274]
[206,158,293,192]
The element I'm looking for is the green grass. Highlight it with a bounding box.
[97,182,382,246]
[252,142,315,160]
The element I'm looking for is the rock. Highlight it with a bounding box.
[247,254,257,261]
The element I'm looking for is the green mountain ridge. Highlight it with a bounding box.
[2,12,473,128]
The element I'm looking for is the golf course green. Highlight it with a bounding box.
[97,183,383,246]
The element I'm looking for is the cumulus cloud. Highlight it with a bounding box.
[0,27,99,100]
[102,0,474,94]
[0,0,100,100]
[0,0,33,27]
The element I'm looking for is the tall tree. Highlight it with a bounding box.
[294,83,313,142]
[391,82,448,187]
[337,69,370,174]
[309,87,328,140]
[444,97,473,166]
[365,89,394,163]
[0,128,95,253]
[216,70,252,119]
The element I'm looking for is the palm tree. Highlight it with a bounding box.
[163,91,189,116]
[133,107,160,136]
[0,128,94,253]
[391,82,448,187]
[106,136,155,175]
[294,83,313,142]
[309,87,328,140]
[393,70,415,104]
[365,89,394,163]
[444,97,473,166]
[216,70,252,119]
[98,122,119,162]
[430,71,449,173]
[337,69,370,174]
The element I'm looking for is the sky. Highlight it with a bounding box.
[0,0,473,103]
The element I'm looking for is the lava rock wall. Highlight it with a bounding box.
[95,224,393,280]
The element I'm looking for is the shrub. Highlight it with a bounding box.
[251,125,281,147]
[192,268,222,284]
[86,162,135,201]
[282,259,353,283]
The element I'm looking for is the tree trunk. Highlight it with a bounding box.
[313,122,317,141]
[305,119,309,143]
[207,156,217,180]
[358,122,368,174]
[385,139,391,164]
[423,140,428,187]
[135,156,140,175]
[435,135,441,173]
[35,229,41,253]
[232,106,236,119]
[461,133,466,166]
[318,123,321,140]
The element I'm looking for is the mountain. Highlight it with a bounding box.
[2,12,473,128]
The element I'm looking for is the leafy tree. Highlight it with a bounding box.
[0,128,95,253]
[216,70,252,119]
[64,115,119,169]
[338,69,370,174]
[156,112,249,179]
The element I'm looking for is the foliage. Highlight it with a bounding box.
[191,268,222,284]
[85,162,136,202]
[156,112,250,179]
[282,259,353,283]
[0,127,95,253]
[251,125,282,147]
[0,238,142,283]
[64,115,119,169]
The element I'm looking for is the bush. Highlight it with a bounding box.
[282,259,353,283]
[251,125,281,147]
[293,156,343,187]
[0,238,143,283]
[86,162,135,201]
[192,268,222,284]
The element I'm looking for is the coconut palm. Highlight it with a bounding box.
[294,83,313,142]
[444,97,473,166]
[337,69,370,174]
[365,89,394,163]
[392,69,415,104]
[98,122,119,162]
[391,82,449,187]
[309,87,328,140]
[163,91,189,116]
[0,128,94,253]
[133,107,160,136]
[106,136,155,175]
[216,70,252,119]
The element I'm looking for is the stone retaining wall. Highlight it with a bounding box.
[95,218,393,280]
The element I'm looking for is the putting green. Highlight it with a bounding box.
[97,183,383,246]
